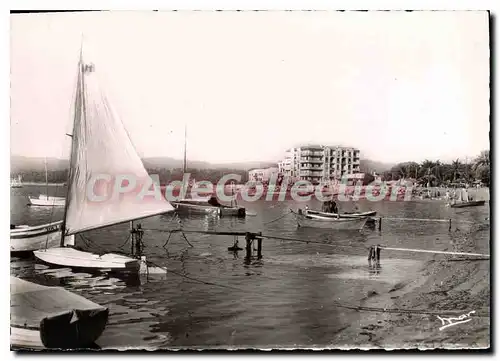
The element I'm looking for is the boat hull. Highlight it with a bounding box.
[450,200,486,208]
[172,201,246,217]
[29,195,65,207]
[296,211,368,230]
[10,221,63,253]
[305,209,377,219]
[33,247,140,272]
[10,277,108,349]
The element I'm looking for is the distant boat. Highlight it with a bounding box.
[10,276,108,349]
[295,209,368,230]
[33,45,174,273]
[28,195,66,207]
[11,175,23,188]
[10,220,70,253]
[304,209,377,219]
[172,126,246,217]
[28,158,65,207]
[172,196,246,217]
[450,188,485,208]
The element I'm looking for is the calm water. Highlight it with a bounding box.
[10,185,490,349]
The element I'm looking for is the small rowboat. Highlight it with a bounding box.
[305,209,377,219]
[28,195,65,207]
[450,200,486,208]
[295,209,368,230]
[11,276,108,349]
[10,221,64,253]
[172,198,246,218]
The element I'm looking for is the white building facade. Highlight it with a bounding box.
[280,145,361,184]
[248,167,280,183]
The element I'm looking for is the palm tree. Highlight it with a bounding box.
[449,159,462,183]
[473,150,490,171]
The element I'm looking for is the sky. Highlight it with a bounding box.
[10,11,490,164]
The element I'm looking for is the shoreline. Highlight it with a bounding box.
[333,223,490,349]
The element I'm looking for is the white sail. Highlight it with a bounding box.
[64,58,173,235]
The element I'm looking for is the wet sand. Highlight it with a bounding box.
[333,222,490,349]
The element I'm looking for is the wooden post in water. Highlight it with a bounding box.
[130,221,135,256]
[245,232,252,261]
[378,217,382,231]
[257,238,262,259]
[449,219,452,232]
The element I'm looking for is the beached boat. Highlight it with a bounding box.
[450,200,486,208]
[11,175,23,188]
[305,209,376,219]
[172,197,246,217]
[11,276,108,349]
[295,209,368,230]
[33,47,174,273]
[10,220,69,253]
[28,195,66,207]
[449,188,485,208]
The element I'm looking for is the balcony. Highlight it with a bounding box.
[300,170,323,176]
[300,158,323,163]
[300,165,323,170]
[301,151,324,157]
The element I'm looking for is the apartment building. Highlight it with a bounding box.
[280,145,361,184]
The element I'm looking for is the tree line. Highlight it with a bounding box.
[378,150,490,187]
[12,167,250,184]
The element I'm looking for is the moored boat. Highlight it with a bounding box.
[28,195,66,207]
[11,276,108,349]
[304,209,377,219]
[10,220,65,253]
[33,46,174,273]
[295,209,368,230]
[172,197,246,217]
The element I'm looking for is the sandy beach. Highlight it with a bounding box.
[333,222,490,349]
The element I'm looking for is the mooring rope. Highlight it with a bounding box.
[381,217,475,224]
[331,302,489,317]
[263,210,293,225]
[379,246,489,258]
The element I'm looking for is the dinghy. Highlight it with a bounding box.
[33,46,174,273]
[172,197,246,217]
[295,209,368,230]
[11,276,108,349]
[28,195,66,207]
[304,209,376,219]
[10,220,67,253]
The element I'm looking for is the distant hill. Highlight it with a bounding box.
[11,154,392,174]
[359,159,394,174]
[10,155,278,174]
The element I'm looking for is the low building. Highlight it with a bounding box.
[248,167,279,183]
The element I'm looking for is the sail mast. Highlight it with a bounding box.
[59,43,84,247]
[44,157,49,198]
[183,124,187,174]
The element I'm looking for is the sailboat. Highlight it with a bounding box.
[170,125,246,217]
[33,46,175,272]
[11,175,23,188]
[28,158,65,206]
